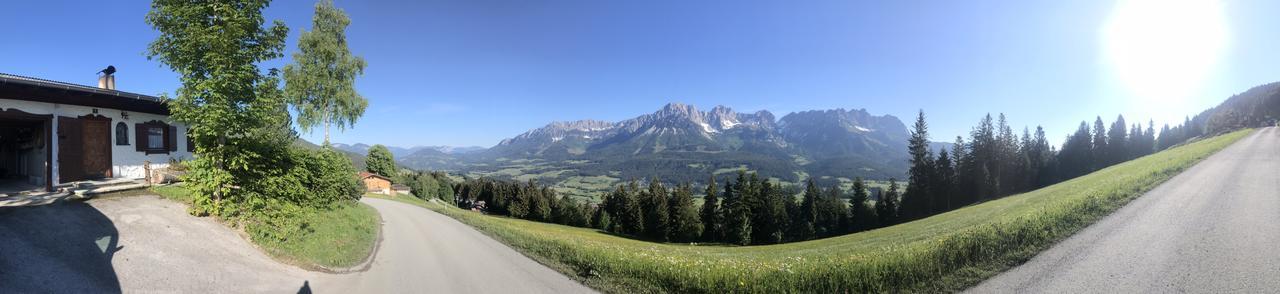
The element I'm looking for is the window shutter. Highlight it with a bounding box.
[135,123,145,152]
[187,132,195,152]
[168,126,178,151]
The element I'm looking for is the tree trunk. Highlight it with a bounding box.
[323,110,331,146]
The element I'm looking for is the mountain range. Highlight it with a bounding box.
[335,103,941,198]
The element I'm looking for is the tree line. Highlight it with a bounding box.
[895,110,1209,222]
[454,178,594,228]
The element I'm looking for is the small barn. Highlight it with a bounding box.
[358,171,392,195]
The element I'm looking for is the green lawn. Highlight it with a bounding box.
[376,129,1253,293]
[150,184,381,270]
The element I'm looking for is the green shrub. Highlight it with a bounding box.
[270,147,364,207]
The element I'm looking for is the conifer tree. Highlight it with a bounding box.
[699,175,722,242]
[667,183,702,242]
[848,177,872,232]
[932,149,955,212]
[1092,116,1109,171]
[903,110,934,219]
[877,179,901,227]
[722,171,752,245]
[621,180,645,236]
[1107,115,1128,165]
[642,178,670,241]
[795,178,820,240]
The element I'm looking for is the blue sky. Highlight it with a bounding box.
[3,0,1278,148]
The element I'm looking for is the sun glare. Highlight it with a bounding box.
[1103,0,1228,106]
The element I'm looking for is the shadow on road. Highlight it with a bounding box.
[0,200,122,293]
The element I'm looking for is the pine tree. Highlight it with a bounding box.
[699,175,721,242]
[877,179,901,227]
[1092,116,1108,171]
[932,149,955,213]
[951,136,972,206]
[642,178,670,241]
[722,171,752,245]
[902,110,935,219]
[848,177,872,232]
[815,185,847,237]
[795,178,819,240]
[621,180,645,236]
[590,205,611,231]
[1107,115,1128,165]
[667,183,702,242]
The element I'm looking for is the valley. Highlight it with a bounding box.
[339,103,938,200]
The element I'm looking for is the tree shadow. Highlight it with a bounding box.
[0,201,122,293]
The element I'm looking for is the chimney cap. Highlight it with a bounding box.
[97,65,116,76]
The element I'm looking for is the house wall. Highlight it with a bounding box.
[363,177,391,194]
[0,98,193,185]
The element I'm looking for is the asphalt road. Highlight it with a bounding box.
[0,195,593,293]
[969,127,1280,293]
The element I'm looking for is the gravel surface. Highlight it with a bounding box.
[969,127,1280,293]
[0,195,593,293]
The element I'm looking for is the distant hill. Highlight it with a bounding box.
[1201,81,1280,133]
[332,143,485,158]
[389,103,946,198]
[294,139,368,170]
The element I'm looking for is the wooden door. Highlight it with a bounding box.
[58,116,84,182]
[81,117,112,179]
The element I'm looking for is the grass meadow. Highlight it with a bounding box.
[381,129,1251,293]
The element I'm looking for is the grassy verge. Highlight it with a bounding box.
[150,184,381,270]
[376,129,1252,293]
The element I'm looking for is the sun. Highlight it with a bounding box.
[1103,0,1229,105]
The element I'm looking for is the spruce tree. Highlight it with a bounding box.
[1092,116,1108,171]
[621,180,645,236]
[903,110,934,219]
[722,171,752,245]
[877,179,901,227]
[667,183,702,242]
[796,178,819,240]
[1107,115,1128,165]
[932,149,955,213]
[642,178,670,241]
[849,177,872,232]
[699,175,721,242]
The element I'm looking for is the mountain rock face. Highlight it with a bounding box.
[395,103,917,197]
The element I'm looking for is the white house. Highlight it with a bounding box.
[0,71,193,192]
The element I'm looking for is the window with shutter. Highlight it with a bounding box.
[138,120,172,154]
[168,126,177,151]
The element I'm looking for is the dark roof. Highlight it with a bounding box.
[0,73,170,115]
